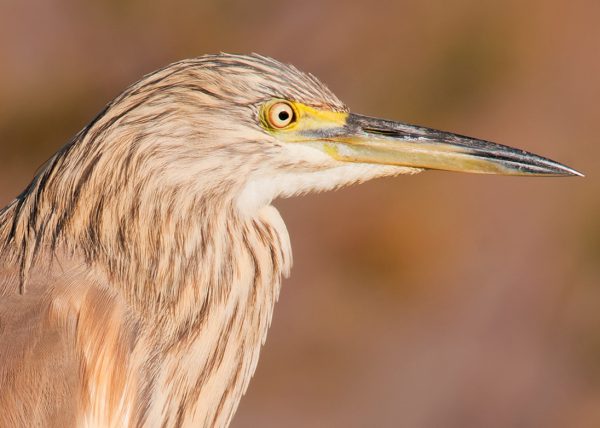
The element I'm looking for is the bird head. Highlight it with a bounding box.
[51,54,580,219]
[123,54,578,215]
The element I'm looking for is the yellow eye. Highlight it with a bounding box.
[267,101,296,129]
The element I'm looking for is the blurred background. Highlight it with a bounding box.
[0,0,598,426]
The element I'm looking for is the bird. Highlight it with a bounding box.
[0,53,581,428]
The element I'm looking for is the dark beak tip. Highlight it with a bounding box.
[500,153,583,178]
[552,164,584,177]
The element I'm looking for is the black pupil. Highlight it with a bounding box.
[278,110,290,122]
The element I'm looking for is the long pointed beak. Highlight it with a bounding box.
[313,113,582,176]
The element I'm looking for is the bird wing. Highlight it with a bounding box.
[0,260,87,427]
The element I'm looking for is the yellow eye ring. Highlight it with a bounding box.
[267,101,296,129]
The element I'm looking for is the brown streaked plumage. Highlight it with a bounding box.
[0,53,580,428]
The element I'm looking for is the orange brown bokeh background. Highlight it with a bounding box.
[1,1,599,427]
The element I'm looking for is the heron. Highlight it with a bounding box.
[0,53,580,427]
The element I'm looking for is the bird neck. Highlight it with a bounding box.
[0,163,293,426]
[146,204,292,426]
